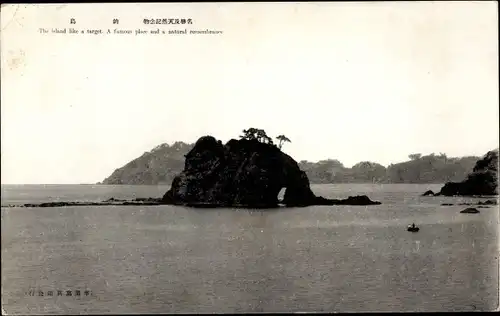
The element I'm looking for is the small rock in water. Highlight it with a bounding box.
[460,207,480,214]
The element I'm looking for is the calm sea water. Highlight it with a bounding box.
[1,184,498,314]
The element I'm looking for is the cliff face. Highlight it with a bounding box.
[438,149,498,196]
[161,136,380,207]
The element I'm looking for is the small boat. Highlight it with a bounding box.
[407,223,419,232]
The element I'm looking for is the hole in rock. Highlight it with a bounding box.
[278,187,286,203]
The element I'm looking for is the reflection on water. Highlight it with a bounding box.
[1,184,498,314]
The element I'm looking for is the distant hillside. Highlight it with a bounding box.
[101,142,194,185]
[298,160,388,183]
[298,153,479,184]
[385,154,480,183]
[101,143,481,185]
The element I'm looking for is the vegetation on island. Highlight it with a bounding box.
[239,128,291,150]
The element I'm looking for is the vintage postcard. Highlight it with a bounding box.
[1,2,499,314]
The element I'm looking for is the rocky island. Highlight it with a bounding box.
[423,149,498,197]
[162,131,381,208]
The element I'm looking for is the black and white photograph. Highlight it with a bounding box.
[1,2,499,314]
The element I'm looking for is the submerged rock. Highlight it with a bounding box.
[440,200,498,207]
[477,199,498,205]
[321,195,382,206]
[162,136,381,208]
[3,198,163,208]
[460,207,480,214]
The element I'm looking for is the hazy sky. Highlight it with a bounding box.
[1,2,498,184]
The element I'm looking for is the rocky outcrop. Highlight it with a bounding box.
[162,136,381,208]
[422,190,435,196]
[432,150,498,197]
